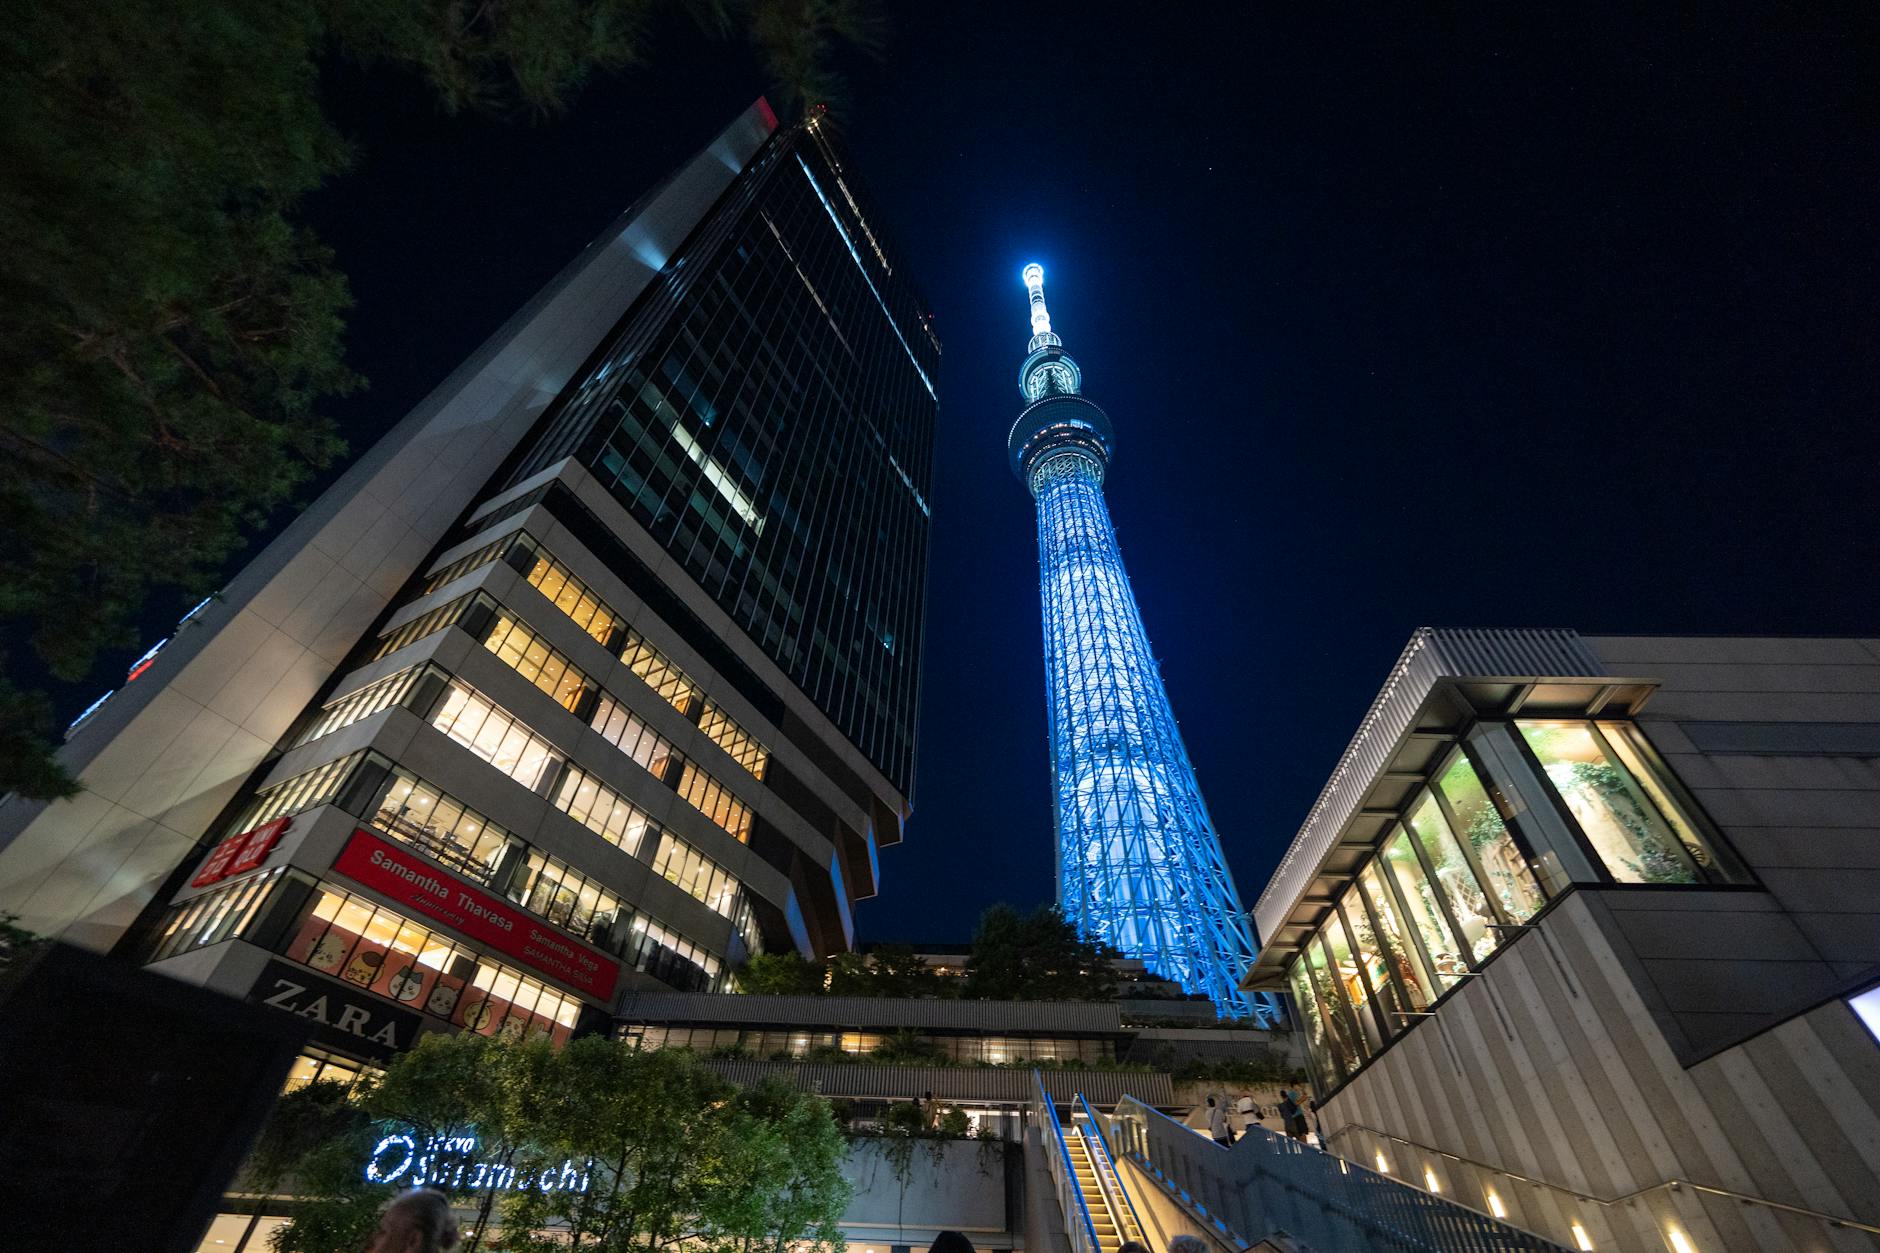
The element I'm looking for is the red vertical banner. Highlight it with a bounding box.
[190,833,249,887]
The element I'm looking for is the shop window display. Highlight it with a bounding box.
[1519,721,1699,884]
[1433,753,1547,922]
[283,887,581,1044]
[1405,796,1499,962]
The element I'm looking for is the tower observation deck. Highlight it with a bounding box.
[1008,264,1276,1021]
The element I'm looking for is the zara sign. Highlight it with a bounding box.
[248,960,423,1060]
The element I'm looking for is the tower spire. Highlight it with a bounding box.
[1005,261,1278,1023]
[1017,262,1081,402]
[1023,262,1056,347]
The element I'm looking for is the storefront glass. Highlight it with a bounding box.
[284,886,582,1042]
[1519,721,1699,884]
[1357,863,1434,1012]
[1434,752,1547,922]
[1324,902,1387,1054]
[1285,717,1742,1094]
[1304,934,1366,1074]
[1380,829,1470,987]
[1405,795,1499,961]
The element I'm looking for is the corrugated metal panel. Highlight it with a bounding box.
[617,991,1124,1033]
[1253,628,1605,943]
[702,1058,1175,1107]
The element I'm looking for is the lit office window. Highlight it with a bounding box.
[553,765,658,856]
[650,832,743,919]
[430,681,562,792]
[591,694,678,776]
[1519,721,1701,884]
[372,769,515,883]
[484,612,589,712]
[677,761,753,842]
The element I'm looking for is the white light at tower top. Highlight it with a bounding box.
[1022,262,1051,337]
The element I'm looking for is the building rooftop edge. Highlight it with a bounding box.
[1250,627,1607,943]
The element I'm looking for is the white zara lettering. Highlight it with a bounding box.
[260,977,403,1047]
[362,1132,591,1194]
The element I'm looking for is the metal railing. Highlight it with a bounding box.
[1031,1071,1105,1253]
[1107,1095,1570,1252]
[1328,1120,1880,1248]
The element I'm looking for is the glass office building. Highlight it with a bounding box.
[0,100,935,1090]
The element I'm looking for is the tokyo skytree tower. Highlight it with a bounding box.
[1007,263,1276,1021]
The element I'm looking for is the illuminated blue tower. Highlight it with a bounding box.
[1008,264,1275,1021]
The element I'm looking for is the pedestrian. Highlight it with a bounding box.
[1206,1095,1234,1146]
[1308,1096,1326,1148]
[363,1188,459,1253]
[1119,1243,1150,1253]
[929,1231,976,1253]
[1169,1236,1209,1253]
[1277,1089,1308,1142]
[1234,1090,1257,1133]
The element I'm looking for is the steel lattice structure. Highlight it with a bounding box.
[1007,265,1278,1021]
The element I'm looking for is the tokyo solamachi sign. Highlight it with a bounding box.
[363,1131,591,1194]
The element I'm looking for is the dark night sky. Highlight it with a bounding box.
[268,6,1880,942]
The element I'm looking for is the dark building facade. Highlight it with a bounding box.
[0,101,936,1089]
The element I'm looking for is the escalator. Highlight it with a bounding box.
[1067,1123,1145,1253]
[1030,1074,1148,1253]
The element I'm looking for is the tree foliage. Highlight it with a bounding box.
[260,1032,850,1253]
[734,909,1120,1003]
[0,0,881,799]
[964,904,1120,1002]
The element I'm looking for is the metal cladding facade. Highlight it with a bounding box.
[1006,266,1277,1022]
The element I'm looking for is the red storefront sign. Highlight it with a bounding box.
[191,815,292,888]
[229,815,291,874]
[332,828,619,1001]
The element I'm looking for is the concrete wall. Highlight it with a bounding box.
[1587,634,1880,1057]
[1318,891,1880,1253]
[843,1138,1015,1248]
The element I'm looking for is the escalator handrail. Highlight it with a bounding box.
[1034,1070,1106,1253]
[1076,1092,1147,1243]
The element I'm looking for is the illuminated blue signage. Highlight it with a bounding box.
[363,1132,592,1194]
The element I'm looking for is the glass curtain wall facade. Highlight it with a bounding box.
[1005,265,1275,1023]
[133,101,936,1086]
[1285,718,1743,1092]
[513,112,936,797]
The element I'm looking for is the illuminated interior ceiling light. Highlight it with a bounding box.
[1424,1167,1441,1192]
[1571,1221,1594,1250]
[1486,1189,1506,1219]
[670,421,763,533]
[1666,1231,1696,1253]
[796,156,935,400]
[1375,1152,1391,1174]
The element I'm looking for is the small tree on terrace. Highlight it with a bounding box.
[965,904,1120,1001]
[497,1039,850,1253]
